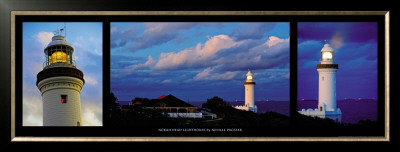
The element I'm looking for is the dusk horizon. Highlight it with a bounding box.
[111,22,290,102]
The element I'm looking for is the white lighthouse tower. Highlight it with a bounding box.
[234,70,257,113]
[299,42,342,122]
[36,30,84,126]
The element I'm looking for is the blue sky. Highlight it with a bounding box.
[111,22,290,102]
[297,22,378,100]
[23,22,103,126]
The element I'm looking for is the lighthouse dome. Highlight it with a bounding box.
[46,35,72,48]
[246,70,253,76]
[321,43,334,52]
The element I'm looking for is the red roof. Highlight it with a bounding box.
[133,101,142,105]
[157,95,167,100]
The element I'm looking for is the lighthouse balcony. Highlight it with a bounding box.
[43,62,76,69]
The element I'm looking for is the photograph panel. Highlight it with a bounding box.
[22,22,103,126]
[110,22,290,127]
[297,22,378,126]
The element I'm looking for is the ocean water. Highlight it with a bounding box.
[298,100,378,124]
[189,101,290,116]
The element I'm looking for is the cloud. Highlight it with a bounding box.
[23,84,43,126]
[213,36,290,71]
[81,101,102,126]
[298,38,377,65]
[161,79,172,83]
[84,75,98,85]
[297,40,322,61]
[230,23,276,40]
[110,26,118,33]
[330,31,345,50]
[114,35,289,78]
[154,35,240,70]
[111,25,140,49]
[87,37,103,56]
[283,72,290,79]
[34,32,54,48]
[112,23,199,51]
[193,67,239,81]
[113,55,156,78]
[111,23,233,52]
[70,36,102,70]
[22,57,43,80]
[266,36,288,47]
[112,34,240,77]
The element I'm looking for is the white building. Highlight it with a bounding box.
[299,43,342,122]
[36,34,84,126]
[234,70,257,113]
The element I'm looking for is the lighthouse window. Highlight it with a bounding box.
[61,95,67,103]
[50,51,68,63]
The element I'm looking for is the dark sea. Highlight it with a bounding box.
[297,99,378,124]
[189,101,290,117]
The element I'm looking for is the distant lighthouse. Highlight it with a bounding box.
[299,42,342,122]
[36,29,84,126]
[234,70,257,113]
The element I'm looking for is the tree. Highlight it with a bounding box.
[131,97,150,104]
[202,96,230,110]
[110,92,120,115]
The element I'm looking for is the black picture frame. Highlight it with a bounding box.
[1,1,398,151]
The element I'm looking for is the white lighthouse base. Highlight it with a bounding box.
[234,105,258,113]
[299,108,342,123]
